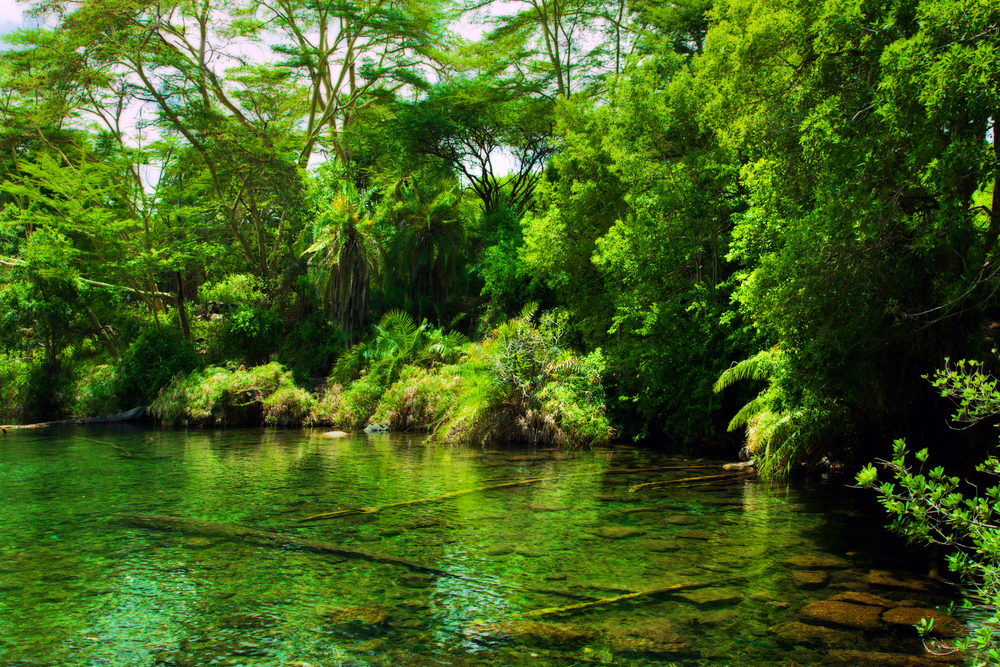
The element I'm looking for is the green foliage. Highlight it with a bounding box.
[369,365,464,431]
[277,314,343,386]
[72,363,119,417]
[441,306,614,446]
[859,360,1000,664]
[114,327,201,408]
[224,307,284,366]
[0,354,31,424]
[201,274,268,310]
[151,362,313,427]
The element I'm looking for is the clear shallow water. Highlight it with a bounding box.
[0,427,961,666]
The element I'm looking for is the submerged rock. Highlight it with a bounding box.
[674,587,741,608]
[466,620,593,647]
[867,570,943,594]
[799,600,883,631]
[792,570,830,589]
[325,605,391,627]
[639,539,683,552]
[825,649,944,666]
[585,526,647,540]
[661,515,701,525]
[831,591,895,607]
[784,553,852,569]
[881,607,962,637]
[605,621,700,658]
[767,621,854,648]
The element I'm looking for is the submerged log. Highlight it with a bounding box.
[116,513,456,575]
[629,471,755,493]
[297,477,548,522]
[522,581,712,618]
[298,465,721,523]
[115,512,587,601]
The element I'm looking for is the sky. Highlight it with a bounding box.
[0,0,23,40]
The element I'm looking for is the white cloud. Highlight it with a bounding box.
[0,0,23,41]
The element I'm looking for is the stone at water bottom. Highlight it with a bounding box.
[661,514,701,525]
[586,526,647,539]
[605,621,700,658]
[831,591,895,607]
[217,612,279,629]
[325,605,391,626]
[675,530,712,540]
[792,570,830,589]
[487,545,514,556]
[182,537,214,549]
[825,649,946,666]
[784,553,852,569]
[767,621,854,648]
[398,573,435,588]
[881,607,962,638]
[674,587,741,607]
[466,620,593,648]
[543,573,567,581]
[867,570,943,594]
[799,600,883,631]
[639,539,683,552]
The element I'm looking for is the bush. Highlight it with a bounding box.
[440,306,615,446]
[277,313,343,386]
[115,327,201,408]
[309,373,389,428]
[151,362,313,427]
[0,354,31,424]
[73,363,119,417]
[224,307,283,365]
[370,365,463,431]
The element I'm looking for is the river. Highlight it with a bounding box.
[0,426,965,666]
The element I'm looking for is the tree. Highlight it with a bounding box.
[392,78,554,217]
[704,0,1000,469]
[303,177,385,342]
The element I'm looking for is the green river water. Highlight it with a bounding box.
[0,426,963,667]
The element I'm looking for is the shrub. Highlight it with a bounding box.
[0,354,31,424]
[151,362,313,427]
[440,306,614,446]
[370,365,463,431]
[73,363,120,417]
[277,313,343,386]
[224,307,283,365]
[115,327,200,408]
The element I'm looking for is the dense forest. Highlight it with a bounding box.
[1,0,998,475]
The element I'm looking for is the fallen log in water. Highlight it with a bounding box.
[522,581,712,618]
[629,471,755,493]
[298,465,722,523]
[1,406,148,430]
[116,513,459,576]
[297,477,549,522]
[114,513,586,601]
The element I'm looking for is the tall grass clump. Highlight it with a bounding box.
[152,362,313,427]
[440,305,615,446]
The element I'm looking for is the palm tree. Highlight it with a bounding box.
[390,176,466,323]
[303,182,384,343]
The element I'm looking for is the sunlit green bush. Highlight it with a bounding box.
[72,363,119,417]
[152,362,313,427]
[370,365,463,431]
[115,327,201,408]
[0,353,31,424]
[224,307,284,365]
